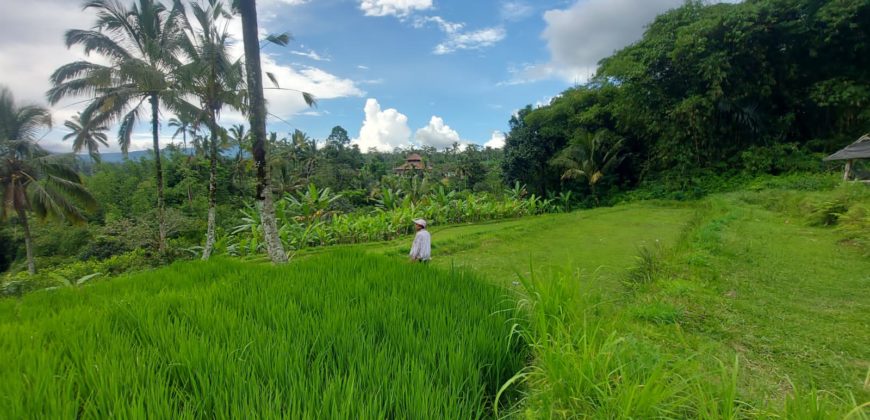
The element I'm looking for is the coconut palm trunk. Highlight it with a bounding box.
[239,0,287,263]
[202,109,219,260]
[16,208,35,274]
[150,94,167,254]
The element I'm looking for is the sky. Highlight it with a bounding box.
[0,0,721,153]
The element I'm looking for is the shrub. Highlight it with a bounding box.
[740,143,819,175]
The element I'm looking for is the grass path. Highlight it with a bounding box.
[691,197,870,403]
[366,202,693,289]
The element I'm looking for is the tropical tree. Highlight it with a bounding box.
[551,130,624,205]
[290,129,317,183]
[168,116,196,153]
[235,0,315,263]
[179,0,246,260]
[234,0,285,262]
[47,0,196,254]
[228,123,249,187]
[62,112,109,162]
[325,125,350,148]
[0,87,96,274]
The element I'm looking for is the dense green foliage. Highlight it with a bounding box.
[0,251,525,417]
[0,143,507,277]
[0,88,96,274]
[504,0,869,198]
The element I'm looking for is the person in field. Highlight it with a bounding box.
[409,219,431,262]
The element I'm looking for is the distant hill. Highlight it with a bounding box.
[97,150,156,163]
[75,147,241,164]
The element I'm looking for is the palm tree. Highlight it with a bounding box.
[168,116,195,153]
[228,123,249,187]
[0,87,96,274]
[62,111,108,162]
[235,0,315,263]
[551,130,624,205]
[47,0,196,254]
[290,129,317,183]
[179,0,247,260]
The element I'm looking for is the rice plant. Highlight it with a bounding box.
[0,250,526,418]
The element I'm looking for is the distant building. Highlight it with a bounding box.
[824,134,870,181]
[394,153,428,175]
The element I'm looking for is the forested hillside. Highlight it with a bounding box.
[503,0,868,199]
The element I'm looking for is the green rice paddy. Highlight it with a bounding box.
[2,188,868,418]
[0,251,525,418]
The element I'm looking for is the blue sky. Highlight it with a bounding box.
[0,0,714,153]
[258,0,571,150]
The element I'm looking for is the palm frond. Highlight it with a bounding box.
[45,174,98,212]
[48,61,111,86]
[266,72,280,88]
[118,105,143,154]
[14,105,52,141]
[28,180,86,223]
[65,29,131,60]
[263,32,292,48]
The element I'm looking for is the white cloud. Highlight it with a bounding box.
[540,0,685,82]
[289,48,330,61]
[535,95,555,109]
[484,131,506,149]
[501,1,534,21]
[520,0,741,84]
[359,0,433,17]
[414,116,462,149]
[352,99,412,152]
[297,109,330,117]
[357,65,370,70]
[1,0,363,152]
[215,19,365,123]
[0,0,115,153]
[434,26,506,55]
[414,16,464,33]
[413,15,506,55]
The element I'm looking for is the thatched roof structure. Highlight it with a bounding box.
[394,153,427,174]
[824,134,870,161]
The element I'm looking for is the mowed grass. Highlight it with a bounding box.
[666,196,870,406]
[369,202,693,289]
[0,250,526,418]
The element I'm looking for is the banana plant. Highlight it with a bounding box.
[284,184,342,223]
[49,272,102,288]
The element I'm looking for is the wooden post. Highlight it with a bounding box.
[843,159,853,181]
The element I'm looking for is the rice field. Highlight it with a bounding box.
[3,189,868,418]
[0,251,526,418]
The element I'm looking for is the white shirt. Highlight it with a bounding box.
[409,230,431,261]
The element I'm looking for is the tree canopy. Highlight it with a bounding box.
[503,0,869,198]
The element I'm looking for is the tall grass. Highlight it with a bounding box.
[0,251,526,418]
[501,265,869,419]
[501,269,742,418]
